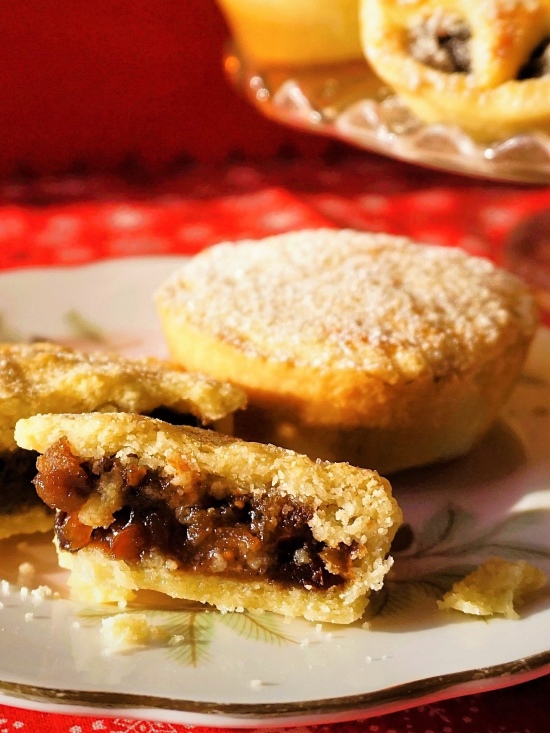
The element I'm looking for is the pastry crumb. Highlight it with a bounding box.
[168,634,186,645]
[17,562,35,586]
[31,585,54,604]
[100,613,166,653]
[438,557,547,619]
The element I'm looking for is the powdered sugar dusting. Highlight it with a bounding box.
[157,229,537,378]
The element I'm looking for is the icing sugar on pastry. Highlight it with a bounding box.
[156,229,538,474]
[157,229,535,378]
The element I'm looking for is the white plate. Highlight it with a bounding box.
[0,257,549,728]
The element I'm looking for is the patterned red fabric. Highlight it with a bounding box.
[0,155,548,321]
[0,157,548,731]
[1,677,549,732]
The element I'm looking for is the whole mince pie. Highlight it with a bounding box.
[156,229,537,476]
[15,412,402,624]
[361,0,550,141]
[0,342,245,540]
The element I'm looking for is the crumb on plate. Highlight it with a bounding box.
[100,612,166,653]
[438,557,547,619]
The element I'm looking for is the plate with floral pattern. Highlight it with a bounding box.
[0,257,549,727]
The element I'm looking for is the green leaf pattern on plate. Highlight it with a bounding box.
[0,313,21,342]
[0,308,107,345]
[218,608,296,645]
[373,504,550,622]
[77,604,296,667]
[63,309,107,343]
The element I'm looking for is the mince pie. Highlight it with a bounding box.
[361,0,550,140]
[15,412,402,624]
[156,229,538,474]
[0,343,245,539]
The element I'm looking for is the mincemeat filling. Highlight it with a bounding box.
[411,16,550,81]
[519,39,550,79]
[0,449,50,515]
[409,15,471,73]
[146,407,202,428]
[34,438,352,590]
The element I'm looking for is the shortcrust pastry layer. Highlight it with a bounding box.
[15,412,402,623]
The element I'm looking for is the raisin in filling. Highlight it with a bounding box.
[35,439,352,590]
[0,449,50,515]
[518,38,550,79]
[409,14,471,74]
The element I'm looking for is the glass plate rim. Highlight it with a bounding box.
[225,44,550,185]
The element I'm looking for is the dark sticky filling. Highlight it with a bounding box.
[0,406,201,520]
[145,407,201,428]
[34,439,353,590]
[519,38,550,79]
[409,14,471,74]
[411,16,550,81]
[0,449,50,515]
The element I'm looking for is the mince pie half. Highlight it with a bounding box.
[15,412,402,624]
[0,343,245,539]
[361,0,550,140]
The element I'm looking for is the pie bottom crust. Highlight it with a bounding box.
[58,546,375,624]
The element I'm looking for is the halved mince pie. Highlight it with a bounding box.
[0,342,245,540]
[15,413,402,624]
[361,0,550,140]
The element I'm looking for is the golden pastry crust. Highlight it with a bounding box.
[15,412,402,624]
[361,0,550,140]
[0,342,246,451]
[438,557,547,619]
[0,343,245,539]
[156,229,538,473]
[217,0,364,66]
[0,505,53,541]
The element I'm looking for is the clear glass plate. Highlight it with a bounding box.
[225,48,550,184]
[0,258,549,727]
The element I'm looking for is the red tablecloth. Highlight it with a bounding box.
[0,155,549,732]
[0,154,549,320]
